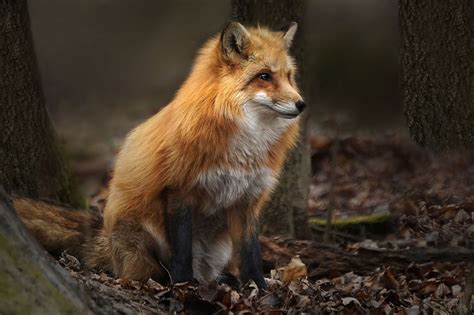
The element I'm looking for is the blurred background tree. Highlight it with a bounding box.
[0,0,81,206]
[0,1,91,313]
[400,0,473,150]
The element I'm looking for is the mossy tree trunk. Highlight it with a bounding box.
[0,189,94,314]
[400,0,474,150]
[232,0,311,239]
[0,0,81,205]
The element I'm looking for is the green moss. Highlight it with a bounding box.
[309,213,392,227]
[0,276,31,314]
[0,234,82,315]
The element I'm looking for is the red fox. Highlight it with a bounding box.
[14,21,305,289]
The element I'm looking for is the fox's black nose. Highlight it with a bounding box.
[295,100,306,113]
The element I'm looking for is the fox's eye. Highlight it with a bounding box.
[258,73,272,81]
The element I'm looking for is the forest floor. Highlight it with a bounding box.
[61,133,474,314]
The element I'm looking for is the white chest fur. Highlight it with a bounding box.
[195,167,277,210]
[230,100,294,166]
[194,101,295,211]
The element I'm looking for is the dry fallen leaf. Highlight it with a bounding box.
[341,297,361,306]
[434,283,450,298]
[451,285,462,299]
[454,209,470,224]
[295,295,311,308]
[380,267,400,291]
[278,256,308,284]
[420,280,438,296]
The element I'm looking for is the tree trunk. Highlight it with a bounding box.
[0,188,94,314]
[400,0,474,150]
[231,0,311,239]
[0,0,81,206]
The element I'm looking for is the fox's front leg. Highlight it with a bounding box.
[240,226,266,289]
[237,193,272,289]
[166,201,194,283]
[227,208,267,289]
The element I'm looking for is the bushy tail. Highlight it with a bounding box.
[13,197,111,270]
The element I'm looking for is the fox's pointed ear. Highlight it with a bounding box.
[221,22,250,63]
[283,22,298,49]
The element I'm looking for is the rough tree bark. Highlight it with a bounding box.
[0,0,81,205]
[232,0,311,239]
[400,0,474,150]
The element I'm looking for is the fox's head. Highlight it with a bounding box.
[216,22,305,120]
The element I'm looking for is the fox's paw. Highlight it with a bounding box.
[216,272,241,289]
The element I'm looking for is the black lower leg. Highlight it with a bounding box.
[240,229,266,289]
[217,272,241,288]
[167,205,193,283]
